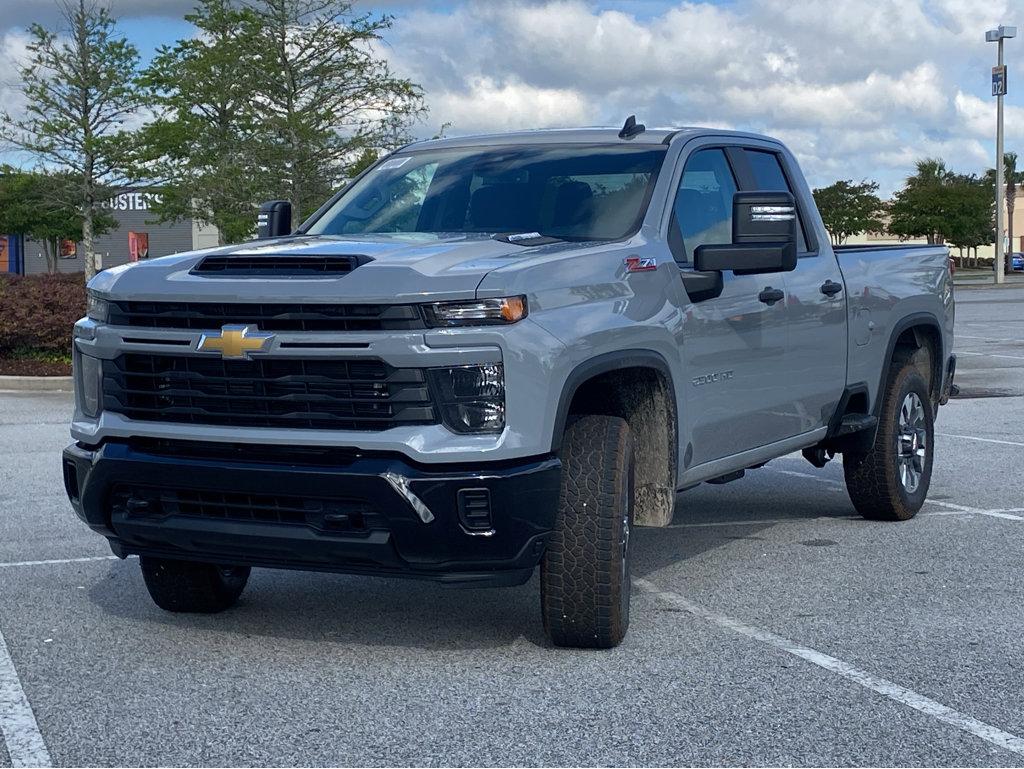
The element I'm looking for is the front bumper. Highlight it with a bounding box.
[62,440,560,587]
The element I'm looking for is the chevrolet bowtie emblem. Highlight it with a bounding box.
[198,325,275,359]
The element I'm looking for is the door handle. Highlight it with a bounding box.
[820,280,844,297]
[758,287,785,306]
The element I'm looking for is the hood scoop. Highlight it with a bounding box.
[192,254,372,277]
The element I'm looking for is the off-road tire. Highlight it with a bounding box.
[843,358,934,521]
[541,415,635,649]
[140,557,250,613]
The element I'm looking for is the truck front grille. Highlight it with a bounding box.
[102,354,437,431]
[111,484,385,536]
[107,301,425,331]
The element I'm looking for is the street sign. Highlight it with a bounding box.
[993,65,1008,96]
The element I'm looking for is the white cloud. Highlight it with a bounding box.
[427,77,594,133]
[0,30,32,126]
[384,0,1021,195]
[1,0,1017,197]
[955,91,1024,142]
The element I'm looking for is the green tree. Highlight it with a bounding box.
[0,0,146,280]
[944,173,994,262]
[0,168,116,274]
[138,0,269,244]
[889,159,960,245]
[247,0,427,227]
[812,179,887,245]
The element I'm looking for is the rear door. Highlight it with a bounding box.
[670,145,794,467]
[740,146,847,432]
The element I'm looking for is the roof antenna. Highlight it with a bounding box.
[618,114,645,139]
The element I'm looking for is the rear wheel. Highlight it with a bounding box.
[843,358,934,521]
[140,557,250,613]
[541,415,635,649]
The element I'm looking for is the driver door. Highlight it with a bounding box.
[670,146,794,469]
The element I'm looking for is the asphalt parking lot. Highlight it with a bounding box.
[1,285,1023,767]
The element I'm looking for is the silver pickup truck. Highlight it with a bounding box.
[63,121,955,648]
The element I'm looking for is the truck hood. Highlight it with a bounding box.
[89,233,580,303]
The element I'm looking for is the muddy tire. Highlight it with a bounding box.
[843,359,934,521]
[541,415,635,648]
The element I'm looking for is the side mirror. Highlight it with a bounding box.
[257,200,292,239]
[693,191,798,275]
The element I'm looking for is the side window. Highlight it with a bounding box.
[744,150,810,252]
[670,148,738,263]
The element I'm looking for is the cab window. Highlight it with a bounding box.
[669,148,738,263]
[744,149,810,252]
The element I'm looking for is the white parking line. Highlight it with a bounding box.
[956,335,1023,342]
[767,468,1024,522]
[635,578,1024,757]
[0,628,52,768]
[937,433,1024,448]
[0,556,119,569]
[667,515,859,529]
[771,468,843,485]
[955,351,1024,361]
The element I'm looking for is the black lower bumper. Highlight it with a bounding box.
[62,440,561,587]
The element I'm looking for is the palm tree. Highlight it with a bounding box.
[1004,153,1021,268]
[985,152,1024,270]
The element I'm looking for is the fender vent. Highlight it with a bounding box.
[192,255,368,277]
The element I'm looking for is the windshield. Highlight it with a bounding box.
[305,144,667,241]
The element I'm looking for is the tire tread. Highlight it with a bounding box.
[541,415,634,648]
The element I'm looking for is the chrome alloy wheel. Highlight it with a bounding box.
[896,392,928,493]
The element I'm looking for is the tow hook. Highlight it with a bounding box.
[802,446,833,468]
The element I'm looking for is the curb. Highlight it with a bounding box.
[0,375,74,392]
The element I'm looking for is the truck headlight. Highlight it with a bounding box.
[428,364,505,434]
[422,296,527,327]
[86,293,109,323]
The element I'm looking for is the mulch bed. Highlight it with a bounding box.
[0,358,72,377]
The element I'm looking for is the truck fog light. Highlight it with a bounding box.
[428,364,505,434]
[77,353,102,418]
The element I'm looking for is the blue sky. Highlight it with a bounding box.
[2,0,1021,196]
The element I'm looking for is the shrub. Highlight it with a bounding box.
[0,273,86,355]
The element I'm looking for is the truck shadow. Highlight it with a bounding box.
[87,473,858,651]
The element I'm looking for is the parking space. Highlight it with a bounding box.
[1,287,1023,767]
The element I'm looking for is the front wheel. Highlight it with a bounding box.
[843,359,934,520]
[541,415,635,649]
[140,557,250,613]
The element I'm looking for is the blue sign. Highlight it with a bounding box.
[993,65,1008,96]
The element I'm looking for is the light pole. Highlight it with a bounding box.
[987,24,1016,284]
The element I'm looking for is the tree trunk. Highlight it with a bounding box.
[1007,192,1016,270]
[43,238,57,275]
[82,206,96,280]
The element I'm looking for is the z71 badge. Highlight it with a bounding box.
[624,255,657,272]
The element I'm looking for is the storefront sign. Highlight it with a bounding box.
[102,191,164,212]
